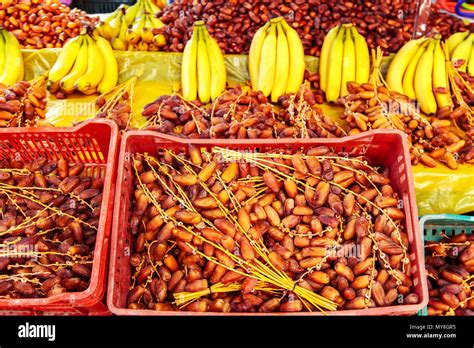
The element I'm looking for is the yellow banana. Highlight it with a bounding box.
[96,21,116,40]
[60,36,89,93]
[414,39,437,115]
[351,26,370,85]
[125,0,143,25]
[386,37,426,94]
[49,35,83,83]
[106,13,122,38]
[0,32,5,76]
[75,36,105,93]
[340,26,356,97]
[447,31,470,58]
[469,45,474,77]
[181,24,199,101]
[451,33,473,72]
[102,8,119,24]
[271,22,289,102]
[433,39,452,109]
[402,40,429,100]
[281,19,305,95]
[203,27,227,100]
[153,34,166,47]
[140,16,155,43]
[197,26,211,104]
[138,41,149,51]
[0,30,23,85]
[147,13,165,29]
[319,25,340,92]
[248,22,269,91]
[257,22,277,96]
[111,37,127,51]
[144,0,161,15]
[127,14,146,44]
[325,27,345,102]
[96,36,118,95]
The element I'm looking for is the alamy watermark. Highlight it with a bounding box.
[55,100,96,117]
[0,245,38,261]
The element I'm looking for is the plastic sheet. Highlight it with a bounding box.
[21,48,474,215]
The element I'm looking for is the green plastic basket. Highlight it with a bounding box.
[418,214,474,316]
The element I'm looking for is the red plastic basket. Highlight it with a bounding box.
[0,120,120,316]
[108,129,428,316]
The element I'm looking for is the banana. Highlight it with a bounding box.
[319,26,340,92]
[451,33,473,72]
[402,40,428,100]
[340,26,356,97]
[144,0,161,16]
[49,35,83,83]
[75,36,105,93]
[197,26,211,104]
[325,27,345,102]
[112,19,129,50]
[138,41,149,51]
[469,43,474,77]
[281,20,305,94]
[106,15,122,38]
[351,27,370,85]
[0,32,6,78]
[203,27,227,100]
[153,34,166,47]
[386,37,426,94]
[140,16,155,43]
[96,21,117,40]
[60,36,89,93]
[414,39,437,115]
[125,0,144,25]
[0,30,23,85]
[147,12,165,29]
[257,22,277,96]
[127,14,146,45]
[111,37,127,51]
[270,22,290,102]
[248,22,269,91]
[447,31,470,58]
[181,24,199,101]
[433,39,452,109]
[96,36,118,95]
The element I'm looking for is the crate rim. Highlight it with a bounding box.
[108,129,428,316]
[0,119,119,311]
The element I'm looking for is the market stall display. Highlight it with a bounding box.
[0,0,471,317]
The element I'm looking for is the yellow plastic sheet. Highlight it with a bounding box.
[21,49,474,215]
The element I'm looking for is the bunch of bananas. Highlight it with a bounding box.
[249,17,305,103]
[95,0,166,52]
[319,24,370,103]
[0,29,24,86]
[181,21,226,104]
[48,33,118,95]
[386,35,451,115]
[447,31,474,75]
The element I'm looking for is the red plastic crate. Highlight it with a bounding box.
[0,120,120,316]
[108,130,428,316]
